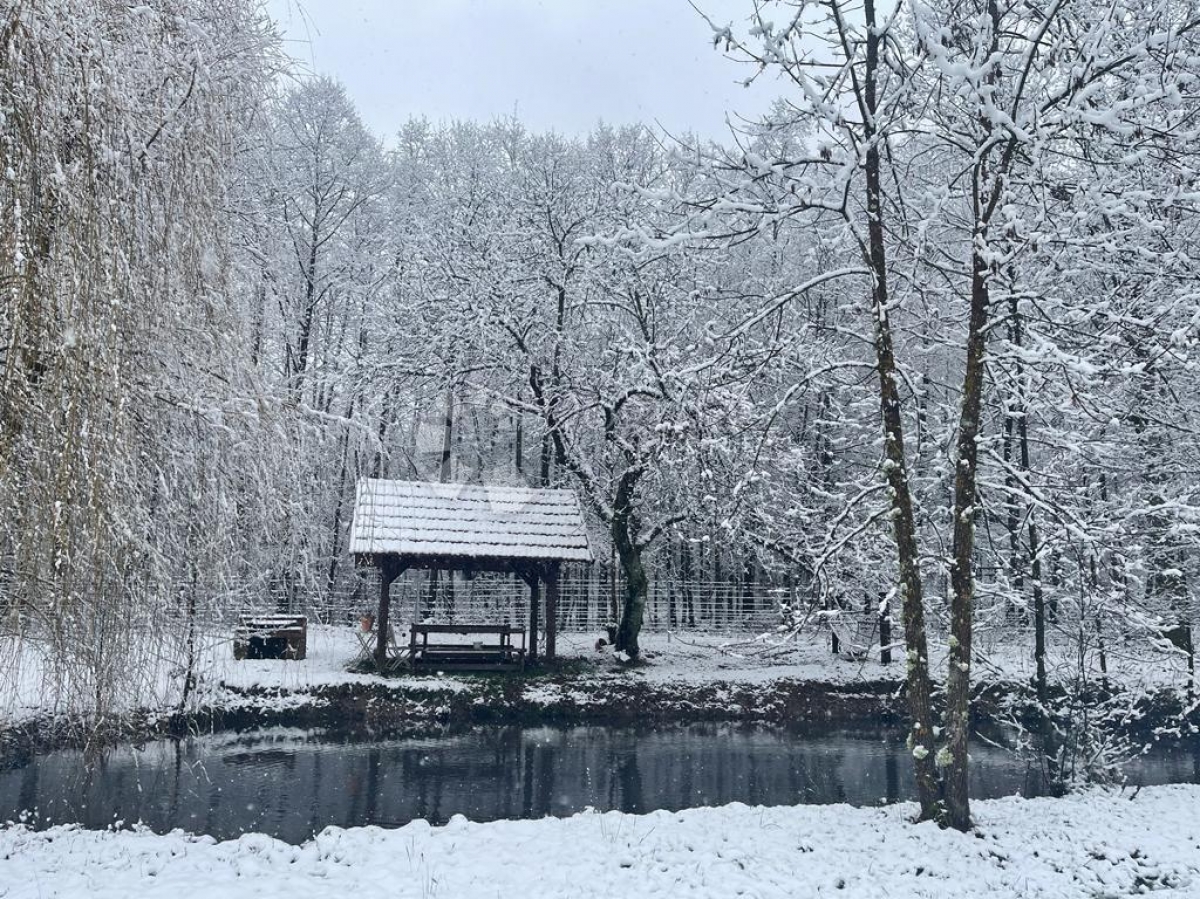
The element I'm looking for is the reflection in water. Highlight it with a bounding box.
[1,722,1196,844]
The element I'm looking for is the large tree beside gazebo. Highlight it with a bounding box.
[349,479,593,669]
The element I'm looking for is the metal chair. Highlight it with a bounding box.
[353,623,408,670]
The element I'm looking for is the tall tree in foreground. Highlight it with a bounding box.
[908,0,1200,826]
[0,0,277,720]
[698,0,943,821]
[704,0,1200,828]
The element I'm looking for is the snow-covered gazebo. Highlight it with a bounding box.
[349,479,593,669]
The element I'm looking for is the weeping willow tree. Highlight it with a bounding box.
[0,0,279,725]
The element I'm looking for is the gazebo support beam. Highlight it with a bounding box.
[545,562,560,661]
[527,571,540,664]
[375,558,407,671]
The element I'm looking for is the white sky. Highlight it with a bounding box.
[267,0,782,141]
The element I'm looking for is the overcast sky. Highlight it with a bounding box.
[267,0,781,141]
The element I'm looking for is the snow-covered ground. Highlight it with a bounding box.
[3,627,1196,897]
[2,785,1197,898]
[187,622,1200,694]
[568,626,1193,691]
[2,621,1191,729]
[0,626,464,728]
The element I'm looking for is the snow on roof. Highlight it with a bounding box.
[349,479,594,563]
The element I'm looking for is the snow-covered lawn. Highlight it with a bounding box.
[211,624,1196,693]
[0,625,464,727]
[600,628,1190,689]
[2,785,1197,898]
[3,622,1191,728]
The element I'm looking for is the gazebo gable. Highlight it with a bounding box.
[349,479,593,565]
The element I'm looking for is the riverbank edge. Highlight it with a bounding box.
[2,667,1193,762]
[0,673,889,761]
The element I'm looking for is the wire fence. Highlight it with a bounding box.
[165,568,796,635]
[89,564,1098,649]
[4,566,1082,669]
[371,573,794,635]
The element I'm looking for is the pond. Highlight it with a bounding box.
[2,723,1197,844]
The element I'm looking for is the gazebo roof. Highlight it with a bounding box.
[349,479,594,564]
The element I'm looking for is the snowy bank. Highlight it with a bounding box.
[4,625,1193,759]
[2,785,1198,898]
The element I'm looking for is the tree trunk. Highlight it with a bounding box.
[1006,292,1058,788]
[292,233,319,404]
[1002,392,1025,622]
[1021,416,1048,703]
[943,242,991,832]
[612,474,647,657]
[439,388,454,482]
[326,396,356,596]
[540,432,553,486]
[862,0,942,825]
[178,576,198,713]
[612,528,648,657]
[681,537,695,627]
[427,389,454,618]
[514,413,524,476]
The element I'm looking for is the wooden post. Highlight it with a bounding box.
[376,559,396,671]
[528,573,540,664]
[879,596,892,665]
[545,563,560,662]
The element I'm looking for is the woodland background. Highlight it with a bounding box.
[2,1,1199,818]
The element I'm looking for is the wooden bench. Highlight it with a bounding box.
[233,614,307,661]
[409,623,525,671]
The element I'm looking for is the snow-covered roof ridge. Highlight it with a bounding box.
[349,478,594,563]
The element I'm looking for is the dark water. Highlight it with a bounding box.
[1,723,1197,844]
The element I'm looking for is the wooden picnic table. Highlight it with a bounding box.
[409,623,526,670]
